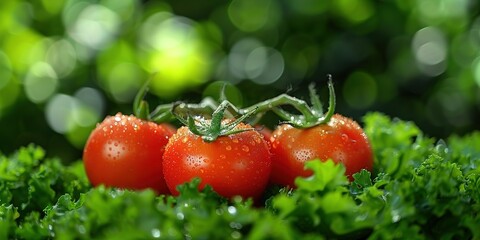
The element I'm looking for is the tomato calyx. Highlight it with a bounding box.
[273,76,335,128]
[174,100,258,142]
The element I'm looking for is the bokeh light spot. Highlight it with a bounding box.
[45,38,77,78]
[67,4,121,50]
[227,39,284,85]
[74,87,105,120]
[46,94,76,134]
[412,27,447,76]
[46,93,101,148]
[228,0,279,32]
[3,29,44,73]
[139,13,214,99]
[24,62,58,103]
[417,0,469,22]
[342,71,377,109]
[416,42,446,66]
[67,103,101,149]
[246,47,284,85]
[101,0,138,20]
[228,38,263,80]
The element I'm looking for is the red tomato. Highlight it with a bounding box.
[270,114,373,187]
[255,125,272,141]
[162,121,272,200]
[83,113,174,194]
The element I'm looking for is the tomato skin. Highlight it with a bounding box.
[83,113,174,194]
[270,114,373,187]
[162,122,272,200]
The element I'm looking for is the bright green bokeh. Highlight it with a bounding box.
[24,62,58,104]
[139,13,215,99]
[0,0,478,161]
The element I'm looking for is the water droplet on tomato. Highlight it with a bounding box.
[114,116,121,122]
[341,133,348,141]
[232,138,239,143]
[226,146,232,151]
[186,155,207,169]
[241,145,249,152]
[294,149,314,162]
[220,154,226,159]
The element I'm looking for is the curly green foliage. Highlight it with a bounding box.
[1,113,480,239]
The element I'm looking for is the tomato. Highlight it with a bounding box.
[162,121,272,200]
[83,113,174,194]
[270,114,373,187]
[255,125,272,141]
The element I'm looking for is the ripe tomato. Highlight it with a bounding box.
[270,114,373,187]
[83,113,174,194]
[162,121,272,200]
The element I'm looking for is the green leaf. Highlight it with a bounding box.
[295,159,349,192]
[350,169,373,196]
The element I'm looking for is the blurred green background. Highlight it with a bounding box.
[0,0,479,162]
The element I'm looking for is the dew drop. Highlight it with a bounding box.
[241,145,249,152]
[186,155,207,169]
[294,149,314,162]
[226,145,232,151]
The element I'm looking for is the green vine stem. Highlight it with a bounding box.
[136,75,336,130]
[238,75,336,128]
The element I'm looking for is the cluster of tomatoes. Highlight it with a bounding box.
[83,80,373,200]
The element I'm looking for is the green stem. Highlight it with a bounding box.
[239,94,317,123]
[133,80,152,120]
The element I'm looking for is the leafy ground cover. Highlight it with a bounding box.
[1,112,479,239]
